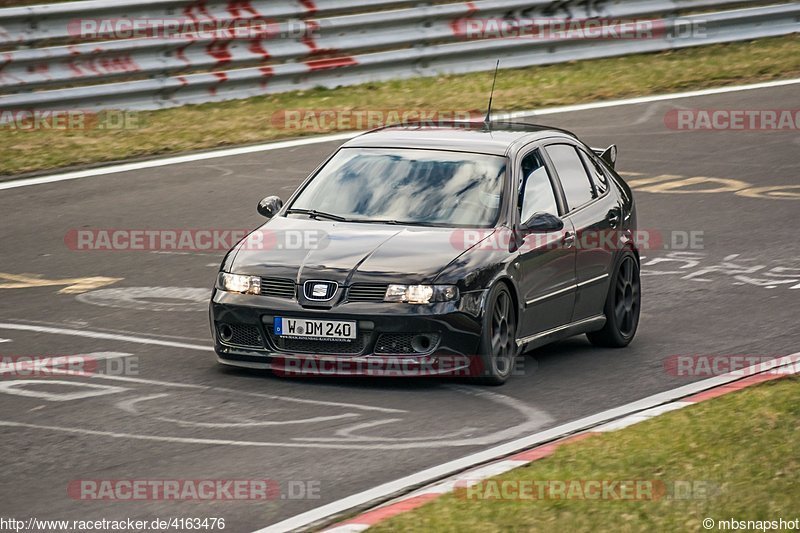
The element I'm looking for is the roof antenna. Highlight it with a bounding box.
[484,59,500,125]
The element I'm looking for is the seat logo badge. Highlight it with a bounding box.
[312,284,328,297]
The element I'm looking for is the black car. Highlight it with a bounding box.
[210,121,640,384]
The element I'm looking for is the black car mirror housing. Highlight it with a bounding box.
[520,212,564,233]
[257,196,283,218]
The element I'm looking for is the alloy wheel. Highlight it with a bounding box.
[490,290,516,376]
[614,256,640,337]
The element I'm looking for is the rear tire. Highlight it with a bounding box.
[476,283,519,385]
[587,251,640,348]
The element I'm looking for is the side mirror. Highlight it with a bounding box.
[521,212,564,233]
[257,196,283,219]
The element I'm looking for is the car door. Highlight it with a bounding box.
[514,146,577,339]
[543,143,619,323]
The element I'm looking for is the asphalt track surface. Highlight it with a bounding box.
[1,84,798,531]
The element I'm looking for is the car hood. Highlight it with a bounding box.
[227,215,492,285]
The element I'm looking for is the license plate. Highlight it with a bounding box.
[274,317,356,341]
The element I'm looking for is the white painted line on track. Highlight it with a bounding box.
[0,419,481,450]
[0,132,359,191]
[256,353,800,533]
[0,380,130,402]
[0,346,410,414]
[11,318,209,344]
[495,78,800,118]
[324,526,369,533]
[1,79,798,192]
[593,401,693,432]
[0,323,211,351]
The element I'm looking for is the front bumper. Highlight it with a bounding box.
[209,289,486,377]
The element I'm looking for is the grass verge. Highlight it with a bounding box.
[2,34,799,177]
[369,376,800,532]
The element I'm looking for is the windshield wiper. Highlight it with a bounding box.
[285,208,350,222]
[287,210,453,227]
[353,219,452,227]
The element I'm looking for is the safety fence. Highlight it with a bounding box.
[0,0,797,113]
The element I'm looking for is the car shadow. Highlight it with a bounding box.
[213,334,630,391]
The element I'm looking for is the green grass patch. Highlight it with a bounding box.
[370,377,800,532]
[2,34,798,176]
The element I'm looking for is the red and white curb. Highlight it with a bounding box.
[322,432,597,533]
[256,354,799,533]
[323,366,797,532]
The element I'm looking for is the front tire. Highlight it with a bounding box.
[476,283,519,385]
[587,251,641,347]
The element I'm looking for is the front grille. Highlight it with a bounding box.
[374,333,439,355]
[261,277,296,299]
[348,284,388,302]
[267,331,368,355]
[218,323,264,348]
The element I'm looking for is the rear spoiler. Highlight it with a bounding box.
[592,145,617,169]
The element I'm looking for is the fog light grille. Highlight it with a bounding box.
[218,323,263,348]
[374,333,439,355]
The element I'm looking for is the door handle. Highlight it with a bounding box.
[562,231,576,248]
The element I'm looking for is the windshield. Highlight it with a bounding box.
[288,148,507,228]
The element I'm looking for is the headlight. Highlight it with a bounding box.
[384,284,459,304]
[217,272,261,295]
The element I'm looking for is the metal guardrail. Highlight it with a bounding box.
[0,0,797,113]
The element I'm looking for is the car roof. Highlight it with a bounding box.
[341,121,578,156]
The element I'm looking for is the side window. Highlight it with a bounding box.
[519,150,558,221]
[545,144,597,211]
[578,149,608,195]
